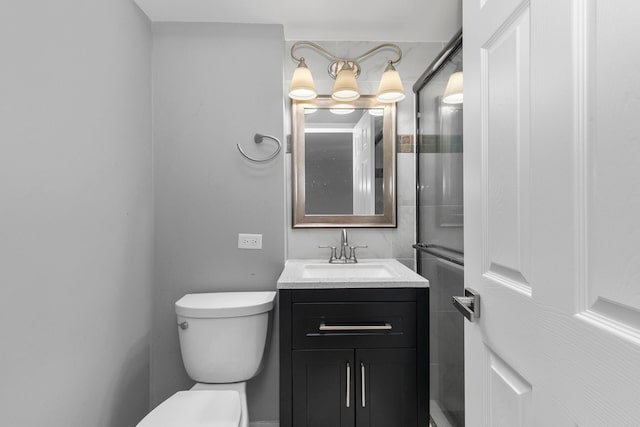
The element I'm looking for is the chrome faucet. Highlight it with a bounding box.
[339,228,349,261]
[319,229,367,263]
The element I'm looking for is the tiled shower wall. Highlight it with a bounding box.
[284,41,446,268]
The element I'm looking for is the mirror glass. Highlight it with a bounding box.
[292,96,396,227]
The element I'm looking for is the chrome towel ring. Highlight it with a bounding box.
[237,133,282,163]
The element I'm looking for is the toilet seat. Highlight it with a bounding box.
[136,390,241,427]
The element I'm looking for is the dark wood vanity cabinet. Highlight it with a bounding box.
[279,288,429,427]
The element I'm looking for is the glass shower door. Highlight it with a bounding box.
[413,30,464,427]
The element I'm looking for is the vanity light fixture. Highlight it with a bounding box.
[442,71,463,104]
[288,41,405,103]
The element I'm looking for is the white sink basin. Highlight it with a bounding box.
[301,263,395,279]
[277,259,429,289]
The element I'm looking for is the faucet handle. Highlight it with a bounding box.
[319,245,338,263]
[348,245,368,263]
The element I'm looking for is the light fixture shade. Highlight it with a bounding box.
[443,71,463,104]
[376,62,405,103]
[289,58,317,101]
[332,64,360,102]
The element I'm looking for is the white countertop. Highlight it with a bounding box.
[276,258,429,289]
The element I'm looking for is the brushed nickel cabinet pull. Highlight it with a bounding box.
[346,362,351,408]
[319,323,392,331]
[361,362,366,408]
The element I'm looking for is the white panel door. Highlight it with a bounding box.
[463,0,640,425]
[353,112,375,215]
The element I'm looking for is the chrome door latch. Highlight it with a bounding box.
[453,288,480,322]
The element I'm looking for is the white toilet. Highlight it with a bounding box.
[137,291,277,427]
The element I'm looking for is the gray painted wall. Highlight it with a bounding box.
[0,1,153,426]
[151,23,285,423]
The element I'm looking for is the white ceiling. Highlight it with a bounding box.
[134,0,461,42]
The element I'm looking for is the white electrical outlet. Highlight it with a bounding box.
[238,233,262,249]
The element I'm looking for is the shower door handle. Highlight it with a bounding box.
[453,288,480,322]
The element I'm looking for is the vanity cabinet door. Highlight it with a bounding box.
[355,348,417,427]
[292,349,355,427]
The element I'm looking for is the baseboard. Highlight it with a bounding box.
[250,422,279,427]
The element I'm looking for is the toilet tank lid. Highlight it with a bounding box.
[175,291,277,318]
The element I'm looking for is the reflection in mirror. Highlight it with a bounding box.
[292,96,396,228]
[305,108,383,215]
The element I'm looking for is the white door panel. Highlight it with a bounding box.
[353,112,375,215]
[486,351,532,427]
[464,0,640,425]
[483,4,531,295]
[586,0,640,325]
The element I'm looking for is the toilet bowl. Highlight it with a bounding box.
[136,291,277,427]
[137,390,241,427]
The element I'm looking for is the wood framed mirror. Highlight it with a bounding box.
[292,95,396,228]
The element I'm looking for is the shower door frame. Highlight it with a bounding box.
[412,29,464,427]
[413,29,463,275]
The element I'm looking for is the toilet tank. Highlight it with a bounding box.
[175,291,276,383]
